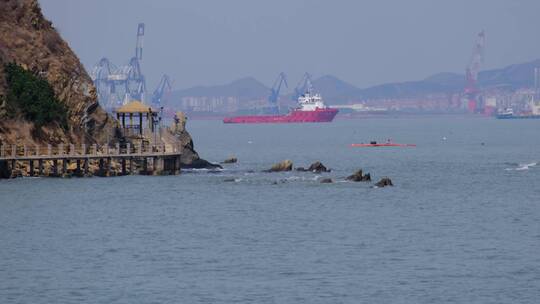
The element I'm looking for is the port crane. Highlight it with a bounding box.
[464,30,485,113]
[90,23,147,111]
[267,72,288,113]
[151,74,173,107]
[292,72,313,101]
[535,67,540,100]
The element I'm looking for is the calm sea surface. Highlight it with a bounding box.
[1,116,539,303]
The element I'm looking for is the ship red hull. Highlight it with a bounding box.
[351,143,416,147]
[223,108,338,124]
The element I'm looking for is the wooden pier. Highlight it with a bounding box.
[0,142,183,177]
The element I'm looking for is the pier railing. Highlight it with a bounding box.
[0,143,183,160]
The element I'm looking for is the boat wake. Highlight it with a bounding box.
[505,162,537,171]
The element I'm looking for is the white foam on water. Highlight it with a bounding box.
[506,162,537,171]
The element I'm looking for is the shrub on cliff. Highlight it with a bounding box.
[4,62,68,129]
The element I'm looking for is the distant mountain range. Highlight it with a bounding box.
[168,77,269,102]
[167,59,540,105]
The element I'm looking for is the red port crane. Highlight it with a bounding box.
[464,30,485,113]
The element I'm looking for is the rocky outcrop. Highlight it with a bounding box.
[346,169,371,182]
[0,1,237,176]
[266,160,293,172]
[319,178,333,184]
[375,177,393,187]
[170,114,221,169]
[308,161,329,173]
[296,161,330,173]
[0,0,114,145]
[221,156,238,164]
[184,158,222,169]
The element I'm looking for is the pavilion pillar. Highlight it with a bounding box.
[122,113,126,129]
[129,113,133,135]
[139,113,143,135]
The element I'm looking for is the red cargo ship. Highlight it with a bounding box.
[223,90,338,124]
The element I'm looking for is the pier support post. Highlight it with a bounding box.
[143,157,148,173]
[107,157,112,174]
[129,157,133,174]
[38,159,43,176]
[76,159,81,173]
[99,158,104,171]
[29,160,34,176]
[62,159,67,175]
[84,158,89,175]
[52,159,58,176]
[121,158,126,175]
[156,157,164,174]
[176,155,182,174]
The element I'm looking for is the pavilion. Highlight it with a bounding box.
[114,101,158,136]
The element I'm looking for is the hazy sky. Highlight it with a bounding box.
[40,0,540,91]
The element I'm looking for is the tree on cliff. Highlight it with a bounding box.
[4,62,68,130]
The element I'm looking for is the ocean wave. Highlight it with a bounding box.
[505,162,537,171]
[183,168,224,173]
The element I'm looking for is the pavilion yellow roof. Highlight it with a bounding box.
[115,101,157,113]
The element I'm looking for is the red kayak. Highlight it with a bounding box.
[351,142,416,147]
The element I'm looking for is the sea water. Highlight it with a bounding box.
[1,116,539,303]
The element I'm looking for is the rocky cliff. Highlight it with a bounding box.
[0,0,210,169]
[0,0,114,145]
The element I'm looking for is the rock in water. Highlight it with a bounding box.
[221,156,238,164]
[295,167,307,172]
[267,160,293,172]
[319,178,333,184]
[186,159,222,169]
[375,177,393,187]
[308,161,329,173]
[346,169,371,182]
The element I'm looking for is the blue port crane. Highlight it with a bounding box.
[268,72,288,107]
[90,23,147,111]
[151,74,172,107]
[292,72,313,100]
